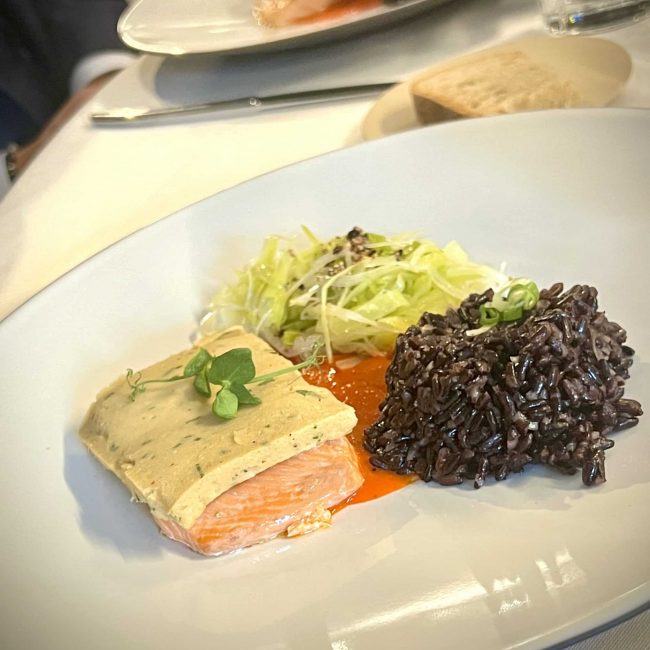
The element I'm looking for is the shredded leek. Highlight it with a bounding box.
[201,227,508,359]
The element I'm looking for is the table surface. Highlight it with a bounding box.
[1,0,649,647]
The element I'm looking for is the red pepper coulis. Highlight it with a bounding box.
[302,355,416,512]
[292,0,381,25]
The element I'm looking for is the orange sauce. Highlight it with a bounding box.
[302,355,416,511]
[292,0,382,25]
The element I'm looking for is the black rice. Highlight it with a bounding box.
[364,283,643,488]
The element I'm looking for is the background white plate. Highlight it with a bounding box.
[119,0,455,55]
[1,109,649,650]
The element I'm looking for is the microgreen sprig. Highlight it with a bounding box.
[126,345,320,420]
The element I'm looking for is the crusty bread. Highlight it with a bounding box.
[411,49,582,125]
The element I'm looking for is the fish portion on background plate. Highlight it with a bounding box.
[254,0,382,27]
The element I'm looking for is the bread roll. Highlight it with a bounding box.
[411,49,582,125]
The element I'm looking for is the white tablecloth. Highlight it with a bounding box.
[0,0,648,646]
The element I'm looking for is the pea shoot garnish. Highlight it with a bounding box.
[127,346,320,420]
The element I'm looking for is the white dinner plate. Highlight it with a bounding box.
[118,0,455,55]
[1,109,649,650]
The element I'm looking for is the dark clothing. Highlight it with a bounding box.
[0,91,37,146]
[0,0,126,144]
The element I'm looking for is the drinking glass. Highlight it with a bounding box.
[538,0,649,33]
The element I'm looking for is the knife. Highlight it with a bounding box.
[91,82,396,123]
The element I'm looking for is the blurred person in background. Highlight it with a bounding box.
[0,0,133,198]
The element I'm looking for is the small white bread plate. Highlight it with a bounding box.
[362,36,632,140]
[1,109,649,650]
[119,0,455,55]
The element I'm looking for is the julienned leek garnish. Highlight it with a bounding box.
[126,346,320,420]
[201,226,508,361]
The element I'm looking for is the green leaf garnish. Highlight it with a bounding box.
[207,347,256,386]
[213,387,239,419]
[193,369,212,397]
[230,383,262,406]
[127,343,320,421]
[184,348,212,377]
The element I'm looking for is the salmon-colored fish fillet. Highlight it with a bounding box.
[155,438,363,556]
[254,0,341,27]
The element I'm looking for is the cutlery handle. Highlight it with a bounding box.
[91,82,396,123]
